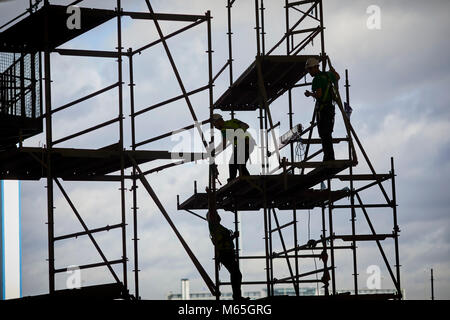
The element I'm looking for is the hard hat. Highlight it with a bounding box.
[211,114,223,122]
[305,57,320,69]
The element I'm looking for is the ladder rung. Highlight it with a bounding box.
[268,121,280,133]
[332,204,392,209]
[239,254,322,259]
[335,174,392,181]
[54,223,124,241]
[299,138,349,144]
[291,26,323,35]
[277,267,332,282]
[334,234,395,242]
[54,259,124,273]
[296,245,355,251]
[286,0,319,8]
[287,159,354,169]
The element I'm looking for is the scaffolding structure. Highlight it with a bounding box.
[0,0,401,300]
[178,0,402,300]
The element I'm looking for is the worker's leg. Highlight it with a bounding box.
[219,250,243,300]
[229,145,238,180]
[318,107,335,161]
[238,141,251,176]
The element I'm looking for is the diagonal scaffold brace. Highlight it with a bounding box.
[128,155,217,296]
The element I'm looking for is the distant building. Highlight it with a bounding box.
[167,279,317,300]
[167,279,403,300]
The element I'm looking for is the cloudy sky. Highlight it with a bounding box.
[1,0,449,300]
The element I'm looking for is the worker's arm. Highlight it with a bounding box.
[209,136,230,158]
[304,87,322,99]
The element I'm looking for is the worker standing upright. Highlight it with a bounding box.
[212,114,255,182]
[304,57,340,161]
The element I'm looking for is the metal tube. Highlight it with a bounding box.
[254,0,261,56]
[266,1,319,55]
[321,205,329,296]
[346,69,358,295]
[54,178,122,284]
[355,193,400,292]
[132,19,205,55]
[327,179,336,295]
[260,0,265,55]
[131,158,217,295]
[319,0,326,66]
[44,48,55,294]
[272,209,298,295]
[144,0,208,149]
[54,223,124,241]
[117,0,128,291]
[47,82,119,117]
[205,11,219,300]
[431,268,434,300]
[51,116,120,145]
[227,0,234,87]
[391,157,401,298]
[268,205,274,294]
[132,85,209,118]
[128,49,139,299]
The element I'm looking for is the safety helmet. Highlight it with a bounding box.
[305,57,320,69]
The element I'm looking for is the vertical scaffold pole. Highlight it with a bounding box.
[321,205,329,296]
[44,46,55,296]
[345,69,358,295]
[116,0,128,291]
[206,10,218,300]
[227,0,235,119]
[328,179,336,295]
[391,157,401,298]
[43,6,54,294]
[128,49,139,299]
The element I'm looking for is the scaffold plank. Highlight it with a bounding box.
[0,146,206,180]
[213,55,319,111]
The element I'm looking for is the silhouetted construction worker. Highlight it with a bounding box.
[304,57,340,161]
[206,206,243,300]
[212,114,255,182]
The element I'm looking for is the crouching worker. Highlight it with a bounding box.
[206,206,244,300]
[211,114,255,182]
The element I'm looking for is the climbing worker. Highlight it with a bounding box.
[205,193,244,300]
[211,114,255,182]
[304,57,340,161]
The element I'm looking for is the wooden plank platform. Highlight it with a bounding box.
[213,55,319,111]
[0,114,43,150]
[12,283,128,301]
[178,160,353,211]
[0,5,117,52]
[0,146,205,180]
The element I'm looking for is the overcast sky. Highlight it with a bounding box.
[1,0,449,300]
